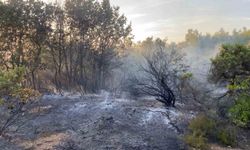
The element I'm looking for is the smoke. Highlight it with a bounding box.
[180,45,221,83]
[112,29,250,96]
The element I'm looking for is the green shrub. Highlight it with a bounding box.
[185,114,238,149]
[184,114,215,149]
[209,44,250,84]
[188,114,216,135]
[0,67,40,135]
[229,94,250,128]
[217,127,236,146]
[184,132,209,150]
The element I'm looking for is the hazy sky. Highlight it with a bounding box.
[45,0,250,42]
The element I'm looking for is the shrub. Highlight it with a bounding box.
[184,132,209,150]
[185,114,239,149]
[188,114,215,135]
[229,94,250,128]
[184,114,215,149]
[0,67,40,135]
[217,127,236,146]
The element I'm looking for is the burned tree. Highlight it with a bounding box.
[130,41,188,107]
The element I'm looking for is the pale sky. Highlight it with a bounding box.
[45,0,250,42]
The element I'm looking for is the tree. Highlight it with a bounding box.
[23,0,54,90]
[48,4,67,90]
[209,44,250,127]
[209,44,250,87]
[0,0,54,89]
[91,0,132,90]
[63,0,131,92]
[185,29,200,46]
[0,0,132,93]
[0,0,29,69]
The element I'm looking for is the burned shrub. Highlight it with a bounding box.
[128,45,189,107]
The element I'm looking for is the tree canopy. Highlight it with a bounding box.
[0,0,132,92]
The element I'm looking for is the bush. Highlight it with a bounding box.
[188,114,215,135]
[0,67,40,135]
[229,94,250,128]
[184,114,215,149]
[184,132,209,150]
[217,127,236,146]
[185,114,239,149]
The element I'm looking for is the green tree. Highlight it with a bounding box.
[0,0,132,93]
[209,44,250,88]
[64,0,131,91]
[209,44,250,127]
[0,0,54,89]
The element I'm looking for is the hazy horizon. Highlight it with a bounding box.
[44,0,250,42]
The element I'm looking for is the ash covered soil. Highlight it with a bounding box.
[0,92,195,150]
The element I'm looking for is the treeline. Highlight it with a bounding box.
[132,28,250,56]
[182,28,250,49]
[0,0,132,93]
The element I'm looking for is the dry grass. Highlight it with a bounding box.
[19,132,68,150]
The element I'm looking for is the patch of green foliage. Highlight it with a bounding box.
[227,78,250,91]
[0,67,25,96]
[209,44,250,129]
[0,67,40,105]
[184,133,208,150]
[188,114,216,135]
[0,67,40,135]
[184,114,215,150]
[209,44,250,84]
[181,72,193,80]
[0,67,39,105]
[217,127,236,146]
[229,94,250,128]
[184,115,237,149]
